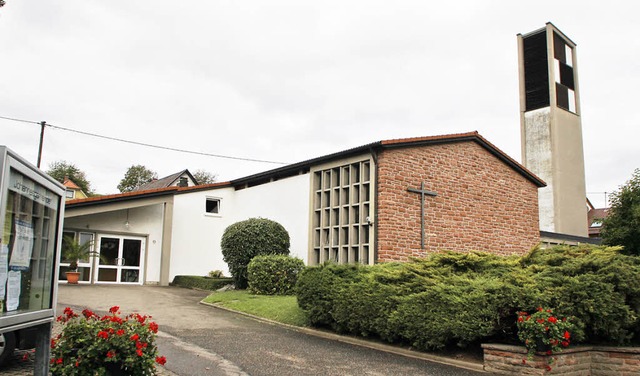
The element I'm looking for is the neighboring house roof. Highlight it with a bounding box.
[133,169,199,191]
[63,178,82,190]
[588,207,609,238]
[66,131,545,209]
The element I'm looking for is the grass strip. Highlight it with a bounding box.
[202,290,308,327]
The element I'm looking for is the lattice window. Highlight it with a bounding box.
[311,160,373,265]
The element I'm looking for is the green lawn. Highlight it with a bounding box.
[202,290,309,327]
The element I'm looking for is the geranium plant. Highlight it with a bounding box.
[517,307,574,359]
[50,306,167,376]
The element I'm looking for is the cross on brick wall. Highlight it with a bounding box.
[407,182,437,249]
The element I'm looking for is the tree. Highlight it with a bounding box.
[47,160,93,195]
[117,165,158,193]
[193,169,218,185]
[601,168,640,255]
[220,217,290,289]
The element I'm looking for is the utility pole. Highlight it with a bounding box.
[37,121,46,168]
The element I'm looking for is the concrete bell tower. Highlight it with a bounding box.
[517,23,588,237]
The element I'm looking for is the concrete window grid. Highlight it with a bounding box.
[311,160,372,265]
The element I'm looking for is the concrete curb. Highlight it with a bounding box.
[199,300,486,373]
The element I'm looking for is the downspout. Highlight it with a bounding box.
[369,147,379,264]
[159,198,174,286]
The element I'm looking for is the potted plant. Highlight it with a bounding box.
[62,235,98,284]
[50,306,167,375]
[517,307,575,359]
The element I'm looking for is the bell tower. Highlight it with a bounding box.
[517,23,587,236]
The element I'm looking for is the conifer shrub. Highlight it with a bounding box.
[221,217,290,289]
[247,254,305,295]
[294,245,640,351]
[295,263,360,327]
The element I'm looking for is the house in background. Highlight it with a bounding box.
[63,177,88,200]
[62,131,545,286]
[133,169,198,191]
[587,199,609,239]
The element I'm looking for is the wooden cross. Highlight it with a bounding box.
[407,182,437,249]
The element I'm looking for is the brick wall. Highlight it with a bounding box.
[482,343,640,375]
[376,141,540,261]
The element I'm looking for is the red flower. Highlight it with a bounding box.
[130,333,140,341]
[82,309,95,318]
[546,350,552,355]
[148,322,159,333]
[136,349,143,357]
[564,331,571,340]
[155,356,167,365]
[109,306,120,314]
[546,365,552,372]
[537,307,543,312]
[97,330,109,339]
[561,341,570,347]
[56,358,63,364]
[116,329,125,336]
[106,350,116,358]
[518,317,524,322]
[50,339,56,349]
[548,317,558,324]
[537,319,545,324]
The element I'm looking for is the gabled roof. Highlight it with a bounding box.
[231,131,546,188]
[66,131,545,209]
[133,169,198,191]
[63,178,82,190]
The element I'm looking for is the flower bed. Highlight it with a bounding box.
[482,343,640,375]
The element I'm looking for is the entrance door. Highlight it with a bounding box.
[94,235,145,285]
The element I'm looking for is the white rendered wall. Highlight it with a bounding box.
[169,174,310,281]
[63,204,165,283]
[523,108,555,232]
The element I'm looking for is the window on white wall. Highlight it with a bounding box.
[205,198,221,214]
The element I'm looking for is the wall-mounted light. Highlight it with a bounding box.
[125,209,130,229]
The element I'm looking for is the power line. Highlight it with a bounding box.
[0,115,288,165]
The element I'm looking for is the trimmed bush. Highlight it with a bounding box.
[171,275,233,290]
[248,255,305,295]
[221,217,290,289]
[294,245,640,352]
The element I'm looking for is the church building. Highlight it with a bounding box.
[61,23,593,286]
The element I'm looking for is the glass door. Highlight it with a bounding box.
[94,235,145,285]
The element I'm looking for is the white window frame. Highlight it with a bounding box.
[205,197,222,217]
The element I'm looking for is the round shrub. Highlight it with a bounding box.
[221,217,290,289]
[248,254,305,295]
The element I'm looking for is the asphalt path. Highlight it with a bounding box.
[57,285,486,376]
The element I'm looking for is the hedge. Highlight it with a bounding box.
[295,245,640,351]
[171,275,234,291]
[247,254,305,295]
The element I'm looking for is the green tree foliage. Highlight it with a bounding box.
[117,165,158,193]
[47,160,93,195]
[247,255,305,295]
[602,168,640,255]
[193,169,218,185]
[220,218,290,289]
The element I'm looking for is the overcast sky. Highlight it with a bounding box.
[1,1,638,207]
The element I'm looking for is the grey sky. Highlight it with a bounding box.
[1,1,638,208]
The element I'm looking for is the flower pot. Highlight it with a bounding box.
[536,338,552,354]
[104,362,127,376]
[66,271,80,284]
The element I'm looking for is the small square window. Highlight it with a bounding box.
[66,190,75,199]
[206,198,220,214]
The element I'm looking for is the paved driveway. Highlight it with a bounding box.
[57,285,486,376]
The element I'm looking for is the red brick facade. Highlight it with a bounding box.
[376,141,540,261]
